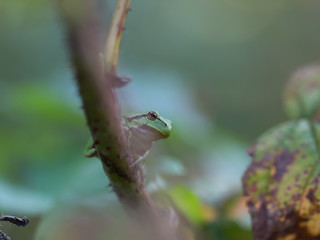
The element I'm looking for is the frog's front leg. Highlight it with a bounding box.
[129,150,150,168]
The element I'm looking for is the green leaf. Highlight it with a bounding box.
[243,119,320,239]
[284,65,320,119]
[203,218,252,240]
[167,185,207,225]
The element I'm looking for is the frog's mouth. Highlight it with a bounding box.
[131,124,167,141]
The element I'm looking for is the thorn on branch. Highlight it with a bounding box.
[0,231,10,240]
[0,215,30,227]
[0,215,30,240]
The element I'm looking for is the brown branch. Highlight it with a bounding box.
[57,0,148,208]
[56,1,180,238]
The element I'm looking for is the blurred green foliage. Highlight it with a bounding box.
[242,66,320,239]
[1,0,320,239]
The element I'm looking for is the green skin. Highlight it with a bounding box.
[85,111,172,166]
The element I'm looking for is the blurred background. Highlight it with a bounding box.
[1,0,320,239]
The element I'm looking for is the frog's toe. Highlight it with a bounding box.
[85,150,98,158]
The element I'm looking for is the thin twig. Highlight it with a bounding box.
[0,216,29,227]
[103,0,131,74]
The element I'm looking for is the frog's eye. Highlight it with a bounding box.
[147,111,158,121]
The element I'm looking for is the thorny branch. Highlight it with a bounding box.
[56,0,180,239]
[0,215,30,240]
[0,231,10,240]
[0,216,29,227]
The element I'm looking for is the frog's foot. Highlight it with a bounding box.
[85,150,98,158]
[85,143,98,158]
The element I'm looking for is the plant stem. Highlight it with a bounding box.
[56,1,186,238]
[58,0,144,204]
[56,0,173,234]
[103,0,131,74]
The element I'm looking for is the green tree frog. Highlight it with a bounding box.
[85,111,172,166]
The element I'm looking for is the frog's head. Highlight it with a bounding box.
[126,111,172,138]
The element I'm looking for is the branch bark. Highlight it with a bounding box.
[56,1,178,238]
[57,0,150,208]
